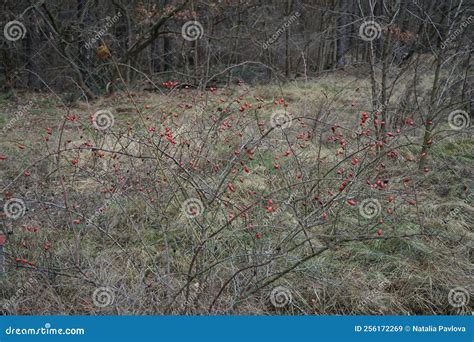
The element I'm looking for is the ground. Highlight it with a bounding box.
[0,70,472,315]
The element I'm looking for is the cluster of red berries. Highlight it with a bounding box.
[162,127,177,145]
[162,81,179,89]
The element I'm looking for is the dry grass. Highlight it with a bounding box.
[0,72,472,315]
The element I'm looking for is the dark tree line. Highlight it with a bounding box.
[0,0,472,102]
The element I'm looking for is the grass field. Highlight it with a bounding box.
[0,70,472,315]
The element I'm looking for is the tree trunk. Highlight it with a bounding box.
[336,0,348,69]
[285,0,292,77]
[163,0,172,72]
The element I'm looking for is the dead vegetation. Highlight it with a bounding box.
[0,69,472,315]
